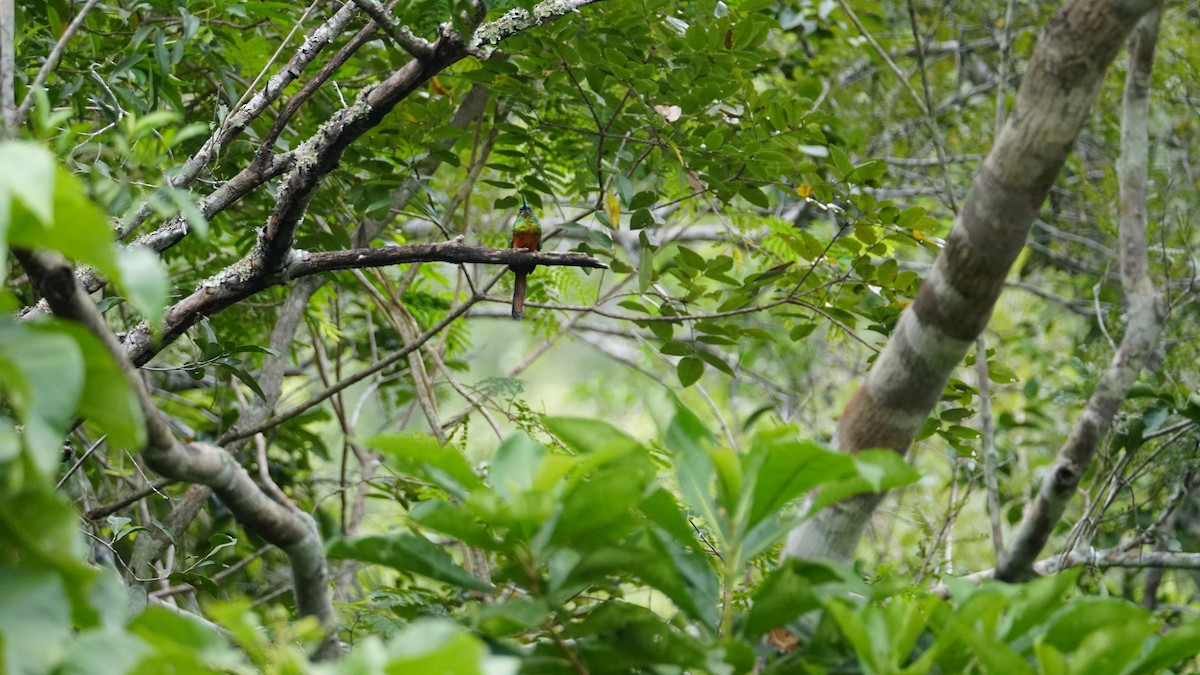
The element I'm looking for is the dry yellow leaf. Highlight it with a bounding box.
[604,191,621,227]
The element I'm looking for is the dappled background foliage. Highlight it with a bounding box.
[4,0,1200,671]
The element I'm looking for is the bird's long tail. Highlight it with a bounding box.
[511,270,527,320]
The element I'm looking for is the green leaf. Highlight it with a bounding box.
[0,141,55,224]
[667,399,724,541]
[677,356,704,386]
[327,533,493,592]
[54,322,144,450]
[640,487,705,553]
[225,365,268,401]
[164,186,210,240]
[573,601,708,669]
[808,448,920,513]
[8,165,120,282]
[59,627,150,675]
[630,208,654,229]
[546,464,650,548]
[409,500,499,551]
[0,567,74,673]
[128,606,232,664]
[745,430,858,528]
[542,416,643,457]
[999,569,1081,641]
[743,559,847,638]
[384,619,516,673]
[638,236,655,292]
[365,433,482,499]
[1125,619,1200,674]
[490,432,545,501]
[740,185,769,208]
[115,246,169,326]
[0,320,84,473]
[629,190,657,210]
[472,597,550,637]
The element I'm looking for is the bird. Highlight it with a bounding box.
[509,203,542,320]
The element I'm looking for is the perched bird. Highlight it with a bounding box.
[509,203,542,320]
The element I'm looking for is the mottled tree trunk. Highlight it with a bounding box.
[784,0,1161,563]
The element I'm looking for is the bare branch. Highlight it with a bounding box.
[348,0,434,59]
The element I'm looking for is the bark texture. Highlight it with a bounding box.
[784,0,1160,563]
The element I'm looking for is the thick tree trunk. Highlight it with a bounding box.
[784,0,1160,563]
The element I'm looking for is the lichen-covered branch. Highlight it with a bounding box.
[471,0,609,49]
[349,0,434,58]
[117,1,361,238]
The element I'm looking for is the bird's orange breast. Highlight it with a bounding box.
[512,231,541,251]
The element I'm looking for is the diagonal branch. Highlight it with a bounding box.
[996,6,1165,582]
[16,249,340,658]
[782,0,1162,564]
[117,1,362,238]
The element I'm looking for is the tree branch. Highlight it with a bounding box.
[783,0,1162,564]
[996,6,1166,582]
[348,0,434,59]
[121,243,603,367]
[117,1,362,238]
[16,249,340,658]
[471,0,609,50]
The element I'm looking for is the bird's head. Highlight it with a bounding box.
[519,204,534,217]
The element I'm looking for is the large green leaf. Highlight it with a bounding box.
[383,619,519,674]
[742,559,850,639]
[471,597,550,638]
[744,429,858,528]
[0,319,84,474]
[366,433,482,499]
[0,566,73,673]
[544,464,650,549]
[7,164,119,281]
[1124,620,1200,674]
[327,533,493,593]
[542,415,643,457]
[808,448,920,513]
[55,322,145,450]
[664,398,724,542]
[408,500,501,551]
[999,569,1080,644]
[489,432,545,501]
[571,601,708,671]
[564,527,720,630]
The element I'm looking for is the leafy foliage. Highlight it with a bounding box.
[6,0,1200,672]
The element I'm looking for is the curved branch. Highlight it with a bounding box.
[16,249,339,657]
